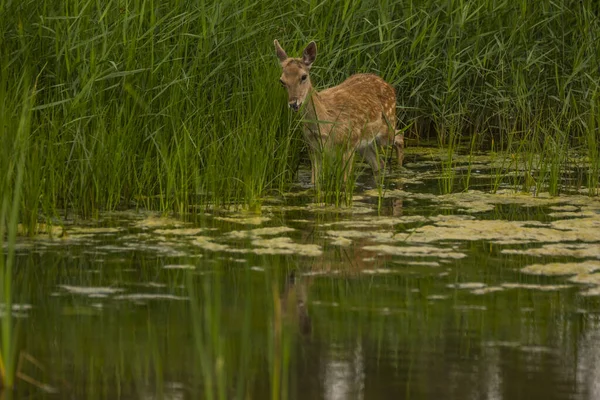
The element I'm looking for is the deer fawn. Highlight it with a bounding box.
[274,40,404,184]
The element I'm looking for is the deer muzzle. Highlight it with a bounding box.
[288,100,300,112]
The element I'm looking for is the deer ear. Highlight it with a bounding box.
[302,41,317,67]
[274,40,288,64]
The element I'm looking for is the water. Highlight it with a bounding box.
[7,148,600,399]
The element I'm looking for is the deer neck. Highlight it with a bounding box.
[303,87,329,134]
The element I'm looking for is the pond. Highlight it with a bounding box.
[7,147,600,399]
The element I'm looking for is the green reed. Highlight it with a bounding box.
[0,0,598,225]
[185,261,297,400]
[313,143,358,207]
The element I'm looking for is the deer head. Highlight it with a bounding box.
[274,40,317,112]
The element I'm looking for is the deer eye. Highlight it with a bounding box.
[301,74,308,82]
[279,79,286,87]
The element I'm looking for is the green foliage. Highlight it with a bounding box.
[0,0,598,220]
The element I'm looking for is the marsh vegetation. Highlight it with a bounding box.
[1,0,599,218]
[1,0,600,397]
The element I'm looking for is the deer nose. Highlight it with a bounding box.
[289,101,300,112]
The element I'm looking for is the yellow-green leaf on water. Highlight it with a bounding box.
[548,210,598,218]
[113,294,188,301]
[250,237,322,257]
[227,226,295,238]
[192,237,230,252]
[134,215,186,229]
[362,244,467,259]
[447,282,486,289]
[548,205,579,212]
[569,273,600,286]
[362,269,394,274]
[472,286,505,295]
[59,285,125,296]
[501,283,571,291]
[404,261,441,267]
[214,216,271,225]
[521,261,600,276]
[322,215,427,228]
[154,228,205,235]
[68,227,123,234]
[397,215,600,245]
[579,287,600,296]
[427,295,448,300]
[163,264,196,270]
[306,203,374,214]
[18,223,64,237]
[329,237,353,246]
[502,243,600,258]
[326,230,394,243]
[364,188,412,198]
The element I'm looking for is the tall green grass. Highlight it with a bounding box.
[0,0,598,222]
[0,56,36,387]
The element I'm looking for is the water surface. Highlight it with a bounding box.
[9,148,600,399]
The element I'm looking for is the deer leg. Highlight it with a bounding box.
[394,130,404,166]
[358,142,384,173]
[342,150,355,183]
[314,155,322,185]
[308,148,321,185]
[309,153,323,186]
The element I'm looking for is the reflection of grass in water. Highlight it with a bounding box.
[186,264,297,400]
[0,64,36,387]
[188,274,227,400]
[13,255,294,397]
[7,232,600,397]
[305,266,581,393]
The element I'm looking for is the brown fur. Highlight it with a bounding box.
[274,40,404,183]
